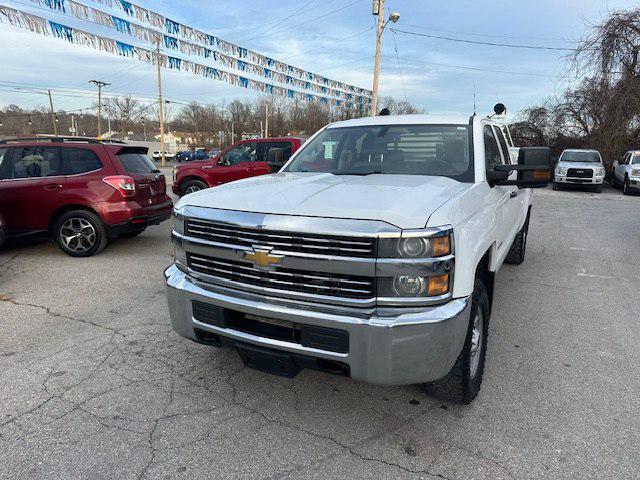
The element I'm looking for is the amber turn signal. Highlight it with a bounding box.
[432,236,451,257]
[427,273,450,296]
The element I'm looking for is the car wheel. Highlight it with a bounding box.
[425,280,490,404]
[120,228,146,238]
[181,179,208,196]
[54,210,107,257]
[610,176,617,188]
[594,184,603,193]
[623,177,630,195]
[552,182,560,191]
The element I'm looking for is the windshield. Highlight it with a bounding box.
[284,124,473,182]
[560,151,602,163]
[632,154,640,165]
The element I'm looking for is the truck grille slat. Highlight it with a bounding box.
[187,253,375,299]
[185,219,375,258]
[567,168,593,178]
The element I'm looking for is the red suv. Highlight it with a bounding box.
[172,137,305,196]
[0,137,173,257]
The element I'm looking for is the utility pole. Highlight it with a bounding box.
[156,40,167,167]
[231,122,234,145]
[47,90,58,136]
[371,0,385,116]
[89,80,110,139]
[264,103,269,138]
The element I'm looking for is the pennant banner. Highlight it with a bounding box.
[30,0,372,101]
[0,6,365,110]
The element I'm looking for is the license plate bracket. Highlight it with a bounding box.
[235,343,301,378]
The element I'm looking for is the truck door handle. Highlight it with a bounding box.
[44,183,63,191]
[510,190,518,198]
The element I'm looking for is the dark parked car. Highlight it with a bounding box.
[176,150,209,163]
[0,137,173,257]
[172,137,305,196]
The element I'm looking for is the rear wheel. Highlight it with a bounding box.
[54,210,107,257]
[181,179,208,196]
[425,280,490,404]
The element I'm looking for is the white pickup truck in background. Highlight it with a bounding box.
[612,150,640,194]
[165,113,550,404]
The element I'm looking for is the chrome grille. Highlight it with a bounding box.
[187,253,375,299]
[185,218,375,258]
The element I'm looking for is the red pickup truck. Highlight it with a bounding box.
[172,137,305,196]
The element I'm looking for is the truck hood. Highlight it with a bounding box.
[177,172,471,229]
[557,161,603,169]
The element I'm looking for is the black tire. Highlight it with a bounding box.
[425,280,490,404]
[180,179,208,196]
[552,182,560,191]
[594,184,603,193]
[53,210,107,257]
[120,228,146,238]
[623,177,630,195]
[504,215,529,265]
[610,175,617,188]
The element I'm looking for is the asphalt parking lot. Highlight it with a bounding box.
[0,185,638,480]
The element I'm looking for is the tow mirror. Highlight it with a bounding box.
[488,147,551,188]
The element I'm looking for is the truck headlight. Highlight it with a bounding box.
[555,167,566,175]
[632,169,640,177]
[378,273,450,298]
[172,207,185,235]
[595,167,605,176]
[378,231,452,258]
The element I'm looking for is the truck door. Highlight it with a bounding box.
[484,125,520,263]
[213,141,258,185]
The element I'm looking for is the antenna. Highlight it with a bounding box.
[473,84,477,115]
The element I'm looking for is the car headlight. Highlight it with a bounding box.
[555,167,567,175]
[595,167,605,176]
[172,207,185,235]
[631,169,640,177]
[378,231,452,258]
[378,273,451,298]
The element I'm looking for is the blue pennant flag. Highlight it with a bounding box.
[168,57,182,69]
[238,47,248,58]
[165,18,180,35]
[306,94,313,102]
[320,97,328,104]
[265,58,275,67]
[163,35,178,50]
[263,68,271,78]
[49,21,73,42]
[203,48,213,59]
[239,77,249,88]
[287,89,295,98]
[119,0,134,16]
[265,84,273,94]
[116,41,134,57]
[336,100,342,106]
[44,0,65,12]
[236,60,246,71]
[112,16,131,35]
[206,35,216,46]
[285,76,293,84]
[204,67,219,78]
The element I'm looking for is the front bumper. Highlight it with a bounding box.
[164,264,470,385]
[555,174,604,185]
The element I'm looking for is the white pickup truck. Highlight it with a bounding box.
[165,114,550,404]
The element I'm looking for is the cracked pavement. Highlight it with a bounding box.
[0,185,639,479]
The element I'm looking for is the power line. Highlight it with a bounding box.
[399,23,569,42]
[391,31,408,102]
[390,27,579,51]
[240,0,320,43]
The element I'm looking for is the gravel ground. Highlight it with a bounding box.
[0,185,638,480]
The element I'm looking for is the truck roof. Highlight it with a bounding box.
[326,114,472,129]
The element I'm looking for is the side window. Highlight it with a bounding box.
[262,142,293,163]
[223,142,258,165]
[623,153,631,165]
[493,126,511,165]
[0,148,10,180]
[11,147,61,179]
[632,154,640,165]
[483,125,503,171]
[62,148,102,175]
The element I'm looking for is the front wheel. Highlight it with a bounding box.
[54,210,107,257]
[623,177,631,195]
[425,280,490,404]
[594,184,603,193]
[181,179,208,196]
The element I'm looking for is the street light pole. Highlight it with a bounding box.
[156,40,167,168]
[47,89,58,136]
[371,1,400,116]
[89,80,110,139]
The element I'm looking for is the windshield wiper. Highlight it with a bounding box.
[332,170,385,176]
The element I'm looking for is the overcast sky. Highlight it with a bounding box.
[0,0,637,118]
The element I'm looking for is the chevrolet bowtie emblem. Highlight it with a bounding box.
[244,248,282,269]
